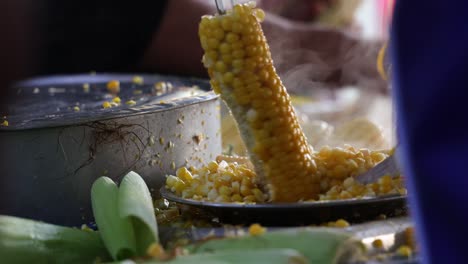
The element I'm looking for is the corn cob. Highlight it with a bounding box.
[199,2,319,202]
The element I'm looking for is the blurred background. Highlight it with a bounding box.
[222,0,396,155]
[0,0,396,153]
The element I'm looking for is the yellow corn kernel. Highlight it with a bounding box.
[334,219,350,228]
[243,195,256,203]
[106,80,120,94]
[73,106,80,112]
[231,194,243,202]
[405,227,416,249]
[80,224,93,232]
[398,188,408,195]
[173,180,186,194]
[219,43,231,54]
[219,186,233,196]
[377,42,388,81]
[112,97,121,104]
[396,245,412,258]
[83,83,90,92]
[176,167,193,183]
[215,61,228,73]
[339,190,352,199]
[181,189,195,198]
[102,101,112,109]
[132,75,144,85]
[343,177,355,189]
[166,175,178,187]
[146,243,166,259]
[198,2,319,202]
[126,100,137,106]
[372,239,384,249]
[253,8,265,21]
[248,223,266,236]
[215,194,231,203]
[252,188,265,202]
[240,184,253,196]
[207,161,219,172]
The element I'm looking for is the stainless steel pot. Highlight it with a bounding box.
[0,74,221,226]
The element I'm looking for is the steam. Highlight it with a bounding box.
[264,24,387,95]
[262,23,392,148]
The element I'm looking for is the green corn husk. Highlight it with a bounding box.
[118,171,159,256]
[186,228,365,264]
[110,248,309,264]
[92,176,137,260]
[0,215,111,264]
[91,172,159,260]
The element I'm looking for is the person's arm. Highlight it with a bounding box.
[0,0,36,109]
[140,0,216,77]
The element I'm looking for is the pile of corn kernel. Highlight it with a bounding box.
[166,161,266,203]
[166,145,406,203]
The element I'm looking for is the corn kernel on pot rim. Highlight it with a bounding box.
[1,73,218,131]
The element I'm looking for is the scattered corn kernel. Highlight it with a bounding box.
[132,76,144,85]
[125,100,137,106]
[73,106,80,112]
[176,167,193,182]
[405,227,416,249]
[102,101,112,109]
[106,80,120,94]
[249,223,266,236]
[334,219,350,228]
[372,239,384,249]
[396,245,412,258]
[146,243,166,259]
[83,83,90,92]
[112,97,121,104]
[1,120,8,126]
[80,224,93,232]
[166,161,264,203]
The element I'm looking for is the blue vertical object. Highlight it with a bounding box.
[391,1,468,263]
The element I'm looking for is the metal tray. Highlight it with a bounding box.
[160,187,408,226]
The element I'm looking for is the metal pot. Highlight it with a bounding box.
[0,74,221,226]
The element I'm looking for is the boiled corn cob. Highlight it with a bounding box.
[199,2,319,202]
